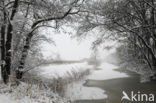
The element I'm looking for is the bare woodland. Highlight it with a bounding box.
[0,0,156,84]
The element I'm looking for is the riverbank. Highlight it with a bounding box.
[0,62,93,103]
[65,61,128,102]
[76,65,156,103]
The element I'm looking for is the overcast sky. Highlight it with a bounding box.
[40,26,117,61]
[40,26,95,60]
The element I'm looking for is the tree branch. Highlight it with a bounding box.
[114,21,156,61]
[10,0,19,20]
[32,8,72,28]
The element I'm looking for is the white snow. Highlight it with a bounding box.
[65,61,129,101]
[88,62,128,80]
[37,62,108,101]
[0,95,16,103]
[37,62,92,79]
[65,81,107,101]
[0,82,68,103]
[0,54,129,102]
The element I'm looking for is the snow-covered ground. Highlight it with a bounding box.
[65,80,107,101]
[0,82,69,103]
[37,62,92,79]
[0,58,129,102]
[0,62,93,103]
[34,54,128,101]
[88,62,128,80]
[65,61,129,101]
[0,95,16,103]
[35,62,108,101]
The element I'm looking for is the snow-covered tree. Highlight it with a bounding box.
[0,0,83,83]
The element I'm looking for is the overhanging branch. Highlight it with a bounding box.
[32,8,72,28]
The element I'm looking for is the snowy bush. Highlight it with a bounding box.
[0,82,70,103]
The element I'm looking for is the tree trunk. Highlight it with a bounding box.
[3,0,19,82]
[0,22,8,84]
[0,10,11,84]
[16,32,33,79]
[4,23,13,83]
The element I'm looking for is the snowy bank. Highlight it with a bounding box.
[65,62,129,101]
[0,95,16,103]
[37,62,92,79]
[0,82,69,103]
[88,62,129,80]
[35,62,107,101]
[65,80,107,101]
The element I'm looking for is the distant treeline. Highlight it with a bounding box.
[43,60,86,65]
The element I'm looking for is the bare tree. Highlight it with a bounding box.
[0,0,83,83]
[76,0,156,74]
